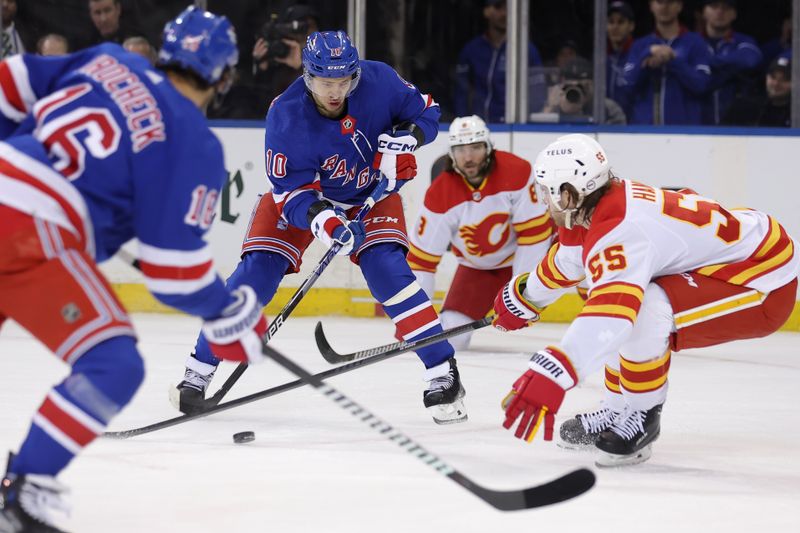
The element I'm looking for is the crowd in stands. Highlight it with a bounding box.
[1,0,793,127]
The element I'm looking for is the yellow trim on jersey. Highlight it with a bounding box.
[590,284,645,300]
[580,303,639,322]
[605,379,621,393]
[730,240,794,284]
[674,290,764,328]
[696,263,726,276]
[517,225,553,245]
[407,244,442,263]
[512,212,550,232]
[620,373,668,392]
[620,350,671,372]
[754,218,782,260]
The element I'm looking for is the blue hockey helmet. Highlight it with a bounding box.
[302,30,361,95]
[158,6,239,85]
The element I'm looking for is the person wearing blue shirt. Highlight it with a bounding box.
[700,0,762,125]
[607,1,636,118]
[623,0,712,125]
[454,0,542,123]
[174,31,469,427]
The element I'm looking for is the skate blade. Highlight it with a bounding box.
[595,444,653,468]
[428,398,468,425]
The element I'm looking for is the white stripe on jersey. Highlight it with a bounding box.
[137,242,212,267]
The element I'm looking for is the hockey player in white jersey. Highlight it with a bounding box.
[407,116,553,349]
[492,133,799,466]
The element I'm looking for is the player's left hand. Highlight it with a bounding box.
[203,286,269,364]
[502,348,577,442]
[373,129,418,193]
[492,273,543,331]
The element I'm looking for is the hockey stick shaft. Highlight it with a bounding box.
[316,316,493,364]
[259,343,596,510]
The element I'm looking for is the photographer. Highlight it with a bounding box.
[251,4,319,109]
[543,57,627,124]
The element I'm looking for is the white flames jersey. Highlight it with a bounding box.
[525,179,799,379]
[408,151,553,275]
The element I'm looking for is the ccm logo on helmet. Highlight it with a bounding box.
[546,148,573,156]
[378,140,415,153]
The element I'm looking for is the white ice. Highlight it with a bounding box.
[1,315,799,532]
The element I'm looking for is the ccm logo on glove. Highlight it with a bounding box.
[378,139,416,153]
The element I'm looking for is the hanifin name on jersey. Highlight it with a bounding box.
[78,54,166,152]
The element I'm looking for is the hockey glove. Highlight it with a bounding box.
[502,347,577,442]
[310,207,366,256]
[373,128,418,193]
[492,273,543,332]
[203,285,268,364]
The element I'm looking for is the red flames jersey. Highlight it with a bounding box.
[408,151,553,275]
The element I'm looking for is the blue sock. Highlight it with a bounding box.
[10,336,143,476]
[193,251,289,366]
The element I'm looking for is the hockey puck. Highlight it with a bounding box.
[233,431,255,444]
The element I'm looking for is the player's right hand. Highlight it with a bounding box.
[492,273,543,331]
[310,207,366,255]
[502,348,577,442]
[203,286,268,364]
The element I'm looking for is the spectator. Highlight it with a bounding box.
[553,39,579,69]
[1,0,25,57]
[543,57,627,124]
[607,1,635,117]
[454,0,542,123]
[249,4,319,111]
[701,0,762,125]
[88,0,141,46]
[760,15,791,69]
[623,0,712,125]
[123,35,156,64]
[36,33,69,56]
[723,57,791,127]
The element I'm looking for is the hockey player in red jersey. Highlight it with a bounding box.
[493,133,798,466]
[407,115,553,349]
[0,8,269,531]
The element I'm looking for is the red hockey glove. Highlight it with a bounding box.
[502,347,577,442]
[492,273,543,332]
[203,285,268,363]
[310,207,366,256]
[373,129,418,193]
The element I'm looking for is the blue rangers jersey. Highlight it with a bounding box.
[264,60,440,229]
[0,43,231,318]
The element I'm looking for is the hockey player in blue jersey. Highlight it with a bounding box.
[0,7,272,532]
[174,30,468,426]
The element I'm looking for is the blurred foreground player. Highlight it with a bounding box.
[174,31,468,425]
[407,115,553,349]
[493,134,798,466]
[0,7,270,531]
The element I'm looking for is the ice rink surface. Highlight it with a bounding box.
[1,314,798,532]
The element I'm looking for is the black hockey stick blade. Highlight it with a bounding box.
[260,343,595,510]
[315,316,493,364]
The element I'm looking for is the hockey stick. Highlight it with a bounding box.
[117,178,389,412]
[103,330,418,439]
[260,343,596,510]
[316,316,493,364]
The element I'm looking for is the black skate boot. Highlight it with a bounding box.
[595,404,663,467]
[558,404,620,450]
[169,355,216,415]
[423,358,467,425]
[0,456,70,533]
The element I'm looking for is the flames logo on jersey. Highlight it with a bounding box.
[458,213,510,257]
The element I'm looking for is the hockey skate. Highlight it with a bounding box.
[595,404,663,467]
[423,358,467,425]
[170,356,216,415]
[557,403,620,450]
[0,459,70,533]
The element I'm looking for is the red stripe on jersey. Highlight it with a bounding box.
[138,259,213,281]
[35,83,92,123]
[395,305,439,338]
[0,156,87,249]
[39,397,98,447]
[0,61,25,113]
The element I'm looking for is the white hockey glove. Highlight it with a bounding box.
[492,273,543,331]
[310,207,366,256]
[203,285,268,364]
[372,128,418,193]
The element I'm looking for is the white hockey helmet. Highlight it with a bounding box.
[448,115,493,154]
[533,133,610,218]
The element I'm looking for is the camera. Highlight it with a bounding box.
[562,83,586,104]
[260,17,309,60]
